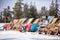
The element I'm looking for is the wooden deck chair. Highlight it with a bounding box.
[13,19,19,25]
[51,18,58,24]
[21,18,27,24]
[17,18,23,25]
[13,18,27,31]
[13,18,22,27]
[19,18,27,26]
[14,18,27,25]
[13,24,21,31]
[33,19,40,24]
[24,18,34,24]
[55,20,60,27]
[47,16,54,23]
[57,23,60,27]
[30,19,39,32]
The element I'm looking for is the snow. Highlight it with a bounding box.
[0,23,8,27]
[0,31,60,40]
[0,23,60,40]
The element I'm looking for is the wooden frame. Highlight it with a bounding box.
[24,18,34,24]
[51,18,58,24]
[33,19,40,24]
[13,19,19,25]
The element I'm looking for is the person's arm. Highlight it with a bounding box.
[42,20,48,26]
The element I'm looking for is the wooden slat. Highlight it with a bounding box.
[13,19,19,25]
[21,18,27,24]
[33,19,39,24]
[48,16,54,23]
[25,18,34,24]
[18,18,23,24]
[51,18,58,24]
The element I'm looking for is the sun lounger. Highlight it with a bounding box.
[38,16,54,29]
[51,18,58,24]
[30,19,40,32]
[13,19,19,25]
[41,16,54,27]
[23,18,34,31]
[13,24,21,31]
[20,18,27,24]
[19,18,27,30]
[30,17,55,32]
[17,18,23,24]
[13,18,27,30]
[41,17,59,35]
[13,19,22,30]
[25,18,34,24]
[13,18,27,26]
[47,16,54,23]
[55,20,60,27]
[33,19,40,24]
[13,18,34,31]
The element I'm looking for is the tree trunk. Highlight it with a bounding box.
[4,17,6,23]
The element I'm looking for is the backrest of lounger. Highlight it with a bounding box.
[13,24,21,28]
[26,18,34,24]
[55,20,60,27]
[18,18,23,24]
[33,19,40,24]
[51,18,58,24]
[21,18,27,24]
[13,19,19,25]
[47,16,54,23]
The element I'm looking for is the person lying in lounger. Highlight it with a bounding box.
[39,19,49,28]
[39,16,54,28]
[22,18,34,32]
[30,19,39,32]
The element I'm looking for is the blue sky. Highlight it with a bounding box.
[0,0,60,12]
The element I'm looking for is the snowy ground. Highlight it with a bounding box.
[0,23,6,31]
[0,23,8,27]
[0,31,60,40]
[0,23,60,40]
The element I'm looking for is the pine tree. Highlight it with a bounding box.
[49,0,58,17]
[23,3,29,18]
[54,0,58,17]
[0,12,2,22]
[13,0,23,19]
[29,4,38,18]
[39,6,49,16]
[3,6,11,22]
